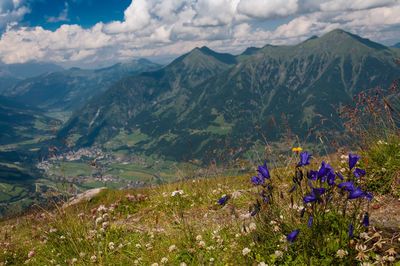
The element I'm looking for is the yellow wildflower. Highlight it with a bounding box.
[292,147,303,152]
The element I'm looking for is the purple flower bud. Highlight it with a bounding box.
[297,152,311,167]
[307,216,313,227]
[349,223,354,238]
[362,212,369,227]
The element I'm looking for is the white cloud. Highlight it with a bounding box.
[237,0,299,18]
[0,0,400,66]
[47,2,70,23]
[0,0,30,30]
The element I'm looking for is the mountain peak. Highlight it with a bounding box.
[322,29,387,50]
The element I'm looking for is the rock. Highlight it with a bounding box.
[63,187,107,208]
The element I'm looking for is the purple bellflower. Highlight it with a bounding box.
[286,229,300,243]
[257,163,270,179]
[337,181,355,191]
[297,152,312,167]
[327,170,336,186]
[353,168,366,178]
[349,153,360,170]
[307,170,318,181]
[218,195,230,206]
[348,186,366,199]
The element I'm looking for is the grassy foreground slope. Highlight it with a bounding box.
[0,144,399,265]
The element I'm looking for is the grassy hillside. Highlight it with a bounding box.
[0,139,399,265]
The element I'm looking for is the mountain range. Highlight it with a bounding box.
[0,61,64,93]
[59,29,400,160]
[2,59,161,114]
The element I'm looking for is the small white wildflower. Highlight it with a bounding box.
[198,241,205,248]
[356,252,368,261]
[336,249,348,258]
[79,252,85,258]
[209,258,214,262]
[97,205,107,213]
[360,232,369,240]
[258,262,268,266]
[180,263,187,266]
[232,190,241,199]
[160,257,168,264]
[169,245,177,252]
[340,154,347,159]
[151,263,159,266]
[242,248,251,256]
[171,190,183,197]
[273,226,280,232]
[102,221,109,228]
[28,251,35,258]
[235,233,240,238]
[70,258,78,264]
[381,168,386,172]
[49,227,57,233]
[279,215,283,219]
[388,256,395,262]
[249,222,256,231]
[134,260,139,264]
[90,255,97,262]
[95,217,103,225]
[108,242,114,250]
[118,244,123,248]
[356,244,367,252]
[279,235,286,243]
[60,235,65,239]
[274,250,283,259]
[196,235,202,241]
[386,248,397,256]
[340,168,345,173]
[270,220,277,225]
[135,244,141,248]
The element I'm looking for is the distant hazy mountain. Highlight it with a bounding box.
[61,29,400,160]
[392,42,400,48]
[0,61,64,93]
[2,59,161,113]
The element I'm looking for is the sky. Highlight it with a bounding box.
[0,0,399,68]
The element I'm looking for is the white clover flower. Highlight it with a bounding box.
[274,250,283,259]
[336,249,348,258]
[97,205,107,213]
[235,233,240,238]
[79,252,85,258]
[180,263,187,266]
[28,251,35,258]
[135,244,141,248]
[209,258,214,262]
[71,258,78,264]
[270,220,277,225]
[273,226,280,232]
[169,245,177,252]
[108,242,114,250]
[90,255,97,262]
[160,257,168,264]
[151,263,159,266]
[242,247,251,256]
[388,256,395,262]
[49,227,57,233]
[258,263,268,266]
[196,235,202,241]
